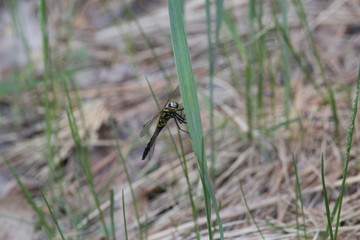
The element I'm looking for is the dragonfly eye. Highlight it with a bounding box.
[168,101,179,108]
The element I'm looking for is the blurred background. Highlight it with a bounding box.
[0,0,360,239]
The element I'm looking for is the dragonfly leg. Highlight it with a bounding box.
[175,113,187,124]
[174,116,189,134]
[177,108,186,119]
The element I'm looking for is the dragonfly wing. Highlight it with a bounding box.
[140,112,160,137]
[162,85,181,108]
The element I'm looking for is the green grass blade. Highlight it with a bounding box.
[111,120,143,239]
[215,0,224,44]
[39,0,57,201]
[223,10,253,140]
[177,130,200,239]
[326,84,340,140]
[168,0,203,166]
[246,0,256,139]
[291,0,326,81]
[292,154,307,239]
[168,1,224,238]
[2,156,54,237]
[206,0,224,179]
[122,189,129,240]
[200,144,214,239]
[272,11,325,100]
[321,153,334,240]
[39,0,51,73]
[65,107,110,239]
[205,0,216,180]
[110,190,117,240]
[61,76,110,238]
[40,190,66,240]
[119,0,171,83]
[263,117,301,135]
[223,11,248,63]
[333,66,360,238]
[280,0,291,128]
[239,182,265,240]
[255,1,266,123]
[6,0,31,58]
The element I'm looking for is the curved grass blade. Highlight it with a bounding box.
[40,190,66,240]
[168,1,224,238]
[321,154,334,240]
[2,155,54,237]
[333,66,360,238]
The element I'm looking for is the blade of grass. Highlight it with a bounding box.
[110,119,143,239]
[333,66,360,238]
[201,137,214,239]
[62,83,109,238]
[205,0,224,179]
[321,153,334,240]
[263,117,301,136]
[122,189,129,240]
[118,0,172,84]
[39,0,57,202]
[292,154,307,239]
[255,1,266,125]
[2,155,54,237]
[246,0,256,140]
[215,0,224,43]
[40,190,66,240]
[110,190,116,240]
[321,67,360,240]
[168,1,224,238]
[177,129,201,240]
[294,161,300,239]
[291,0,326,81]
[0,214,35,225]
[272,9,325,100]
[280,0,291,129]
[223,11,248,64]
[239,182,265,240]
[291,0,340,141]
[6,0,38,121]
[326,84,340,140]
[223,10,252,140]
[205,0,216,180]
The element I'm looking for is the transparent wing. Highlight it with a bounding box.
[162,85,180,109]
[140,112,160,137]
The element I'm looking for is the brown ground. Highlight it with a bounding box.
[0,0,360,239]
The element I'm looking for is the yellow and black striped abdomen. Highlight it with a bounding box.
[157,109,176,127]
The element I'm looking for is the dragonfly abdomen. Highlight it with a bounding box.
[142,125,165,160]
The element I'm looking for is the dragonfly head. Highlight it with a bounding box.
[167,101,179,109]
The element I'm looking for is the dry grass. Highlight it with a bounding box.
[0,0,360,239]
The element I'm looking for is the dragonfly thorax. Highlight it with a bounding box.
[167,101,179,109]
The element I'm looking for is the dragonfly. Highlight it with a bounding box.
[140,85,188,160]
